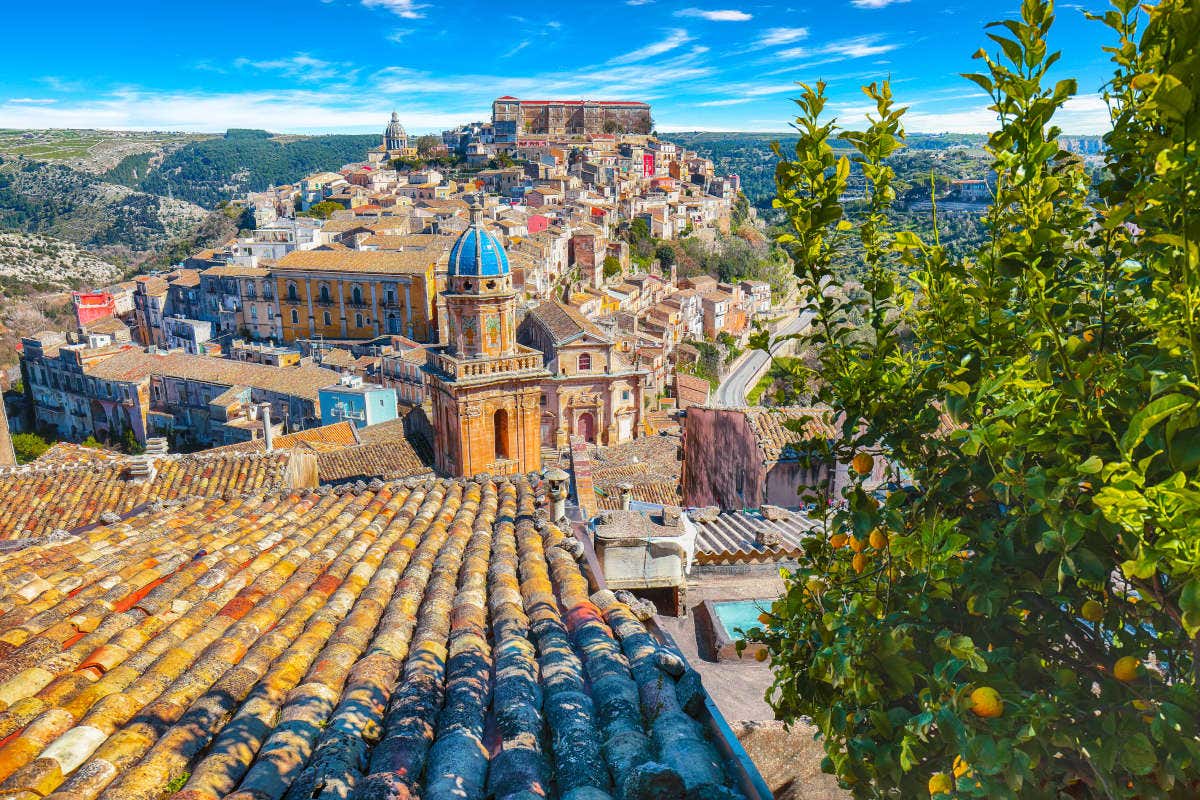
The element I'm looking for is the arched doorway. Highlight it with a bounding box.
[494,408,511,460]
[577,411,596,444]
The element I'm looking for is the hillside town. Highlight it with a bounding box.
[7,101,787,461]
[0,98,854,799]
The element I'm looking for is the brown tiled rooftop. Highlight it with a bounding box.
[85,351,341,402]
[209,420,361,455]
[275,250,437,274]
[0,476,750,800]
[0,452,294,540]
[526,301,604,343]
[743,406,838,462]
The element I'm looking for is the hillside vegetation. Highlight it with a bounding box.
[0,231,122,292]
[0,159,206,268]
[106,128,378,207]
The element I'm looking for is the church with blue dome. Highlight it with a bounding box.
[424,195,549,478]
[447,205,510,279]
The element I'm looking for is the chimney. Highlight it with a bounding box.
[260,403,274,451]
[618,482,633,511]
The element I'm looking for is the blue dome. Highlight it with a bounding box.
[448,218,510,277]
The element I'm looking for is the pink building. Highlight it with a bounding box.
[72,292,118,327]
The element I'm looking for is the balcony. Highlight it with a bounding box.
[431,348,544,381]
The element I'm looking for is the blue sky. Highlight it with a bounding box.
[1,0,1118,134]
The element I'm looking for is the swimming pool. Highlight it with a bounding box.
[696,598,776,661]
[712,599,773,639]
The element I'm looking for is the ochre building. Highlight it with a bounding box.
[274,249,437,344]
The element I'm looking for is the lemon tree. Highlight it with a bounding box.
[749,1,1200,797]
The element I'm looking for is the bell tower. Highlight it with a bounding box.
[425,196,549,478]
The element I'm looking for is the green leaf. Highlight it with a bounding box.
[1120,394,1193,455]
[1181,580,1200,637]
[1120,733,1156,775]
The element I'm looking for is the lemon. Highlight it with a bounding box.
[1114,656,1140,683]
[852,553,867,574]
[928,772,954,796]
[1081,600,1104,623]
[969,686,1003,718]
[869,528,888,549]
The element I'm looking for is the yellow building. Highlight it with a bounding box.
[274,250,438,343]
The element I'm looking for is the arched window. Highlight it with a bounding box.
[387,313,400,335]
[352,285,364,305]
[290,309,299,324]
[319,284,331,303]
[323,311,332,326]
[287,282,298,302]
[578,353,592,371]
[494,408,510,460]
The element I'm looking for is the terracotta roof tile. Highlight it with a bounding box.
[744,406,838,462]
[0,476,751,799]
[0,451,294,540]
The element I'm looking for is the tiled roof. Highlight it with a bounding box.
[200,265,271,278]
[0,451,293,540]
[527,301,604,344]
[356,416,436,467]
[744,406,839,462]
[85,351,341,402]
[596,479,681,510]
[0,476,747,799]
[209,420,361,455]
[275,250,437,274]
[33,442,127,467]
[316,440,434,484]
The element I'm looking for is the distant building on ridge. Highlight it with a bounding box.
[492,96,652,137]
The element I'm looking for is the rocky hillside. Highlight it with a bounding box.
[0,231,123,292]
[0,158,207,268]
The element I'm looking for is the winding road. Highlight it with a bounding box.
[713,310,815,407]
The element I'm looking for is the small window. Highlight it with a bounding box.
[578,353,591,371]
[356,313,364,328]
[323,311,332,326]
[291,309,299,324]
[622,390,631,401]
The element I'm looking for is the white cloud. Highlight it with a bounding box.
[903,92,1111,134]
[608,29,693,64]
[627,0,654,4]
[503,40,531,58]
[756,27,809,47]
[233,53,349,83]
[676,8,752,21]
[696,98,754,106]
[779,34,898,60]
[851,0,909,7]
[386,29,413,43]
[0,89,468,134]
[7,98,56,105]
[361,0,427,19]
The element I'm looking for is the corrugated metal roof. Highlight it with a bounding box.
[691,509,821,564]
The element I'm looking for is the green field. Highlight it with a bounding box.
[0,129,213,171]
